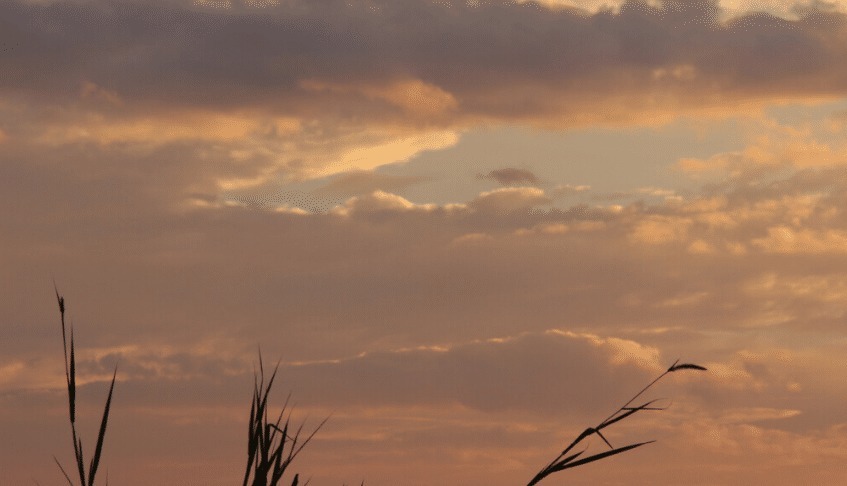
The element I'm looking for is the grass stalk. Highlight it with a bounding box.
[53,286,118,486]
[243,349,328,486]
[49,287,701,486]
[527,359,707,486]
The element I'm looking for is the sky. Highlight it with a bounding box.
[2,0,847,484]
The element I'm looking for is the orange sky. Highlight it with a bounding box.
[2,1,847,484]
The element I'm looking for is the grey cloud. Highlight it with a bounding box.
[32,330,657,414]
[6,3,847,482]
[477,168,540,186]
[6,142,847,370]
[7,178,844,359]
[2,0,847,126]
[281,331,657,415]
[5,161,847,483]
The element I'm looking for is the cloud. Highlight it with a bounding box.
[752,225,847,253]
[313,170,430,199]
[6,135,847,367]
[629,215,694,244]
[5,1,847,484]
[743,272,847,303]
[330,130,460,174]
[477,168,541,186]
[5,0,847,139]
[5,152,847,483]
[551,183,592,197]
[468,187,551,213]
[278,330,661,415]
[300,77,459,118]
[225,189,342,213]
[676,125,847,178]
[341,190,439,213]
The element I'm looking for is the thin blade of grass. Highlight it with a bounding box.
[88,366,117,486]
[74,435,86,486]
[69,328,76,424]
[557,427,596,458]
[269,419,290,480]
[260,409,270,475]
[595,429,613,449]
[69,327,85,486]
[552,450,584,468]
[601,371,668,426]
[528,359,707,485]
[666,358,680,372]
[528,450,585,486]
[527,450,585,486]
[243,394,258,486]
[53,283,65,314]
[261,365,280,413]
[598,399,664,430]
[272,444,285,484]
[53,456,75,486]
[289,416,328,463]
[258,347,264,382]
[268,405,287,449]
[555,441,655,472]
[55,286,71,413]
[284,422,304,467]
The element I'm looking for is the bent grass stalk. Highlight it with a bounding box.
[527,359,707,486]
[53,286,118,486]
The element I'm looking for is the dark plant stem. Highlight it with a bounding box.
[527,359,707,486]
[53,287,117,486]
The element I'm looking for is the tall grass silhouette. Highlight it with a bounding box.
[51,289,703,485]
[527,360,707,485]
[243,351,327,486]
[53,286,117,486]
[52,289,324,486]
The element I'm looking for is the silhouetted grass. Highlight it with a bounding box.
[50,290,330,485]
[526,359,707,485]
[50,289,703,485]
[53,286,117,486]
[243,351,327,486]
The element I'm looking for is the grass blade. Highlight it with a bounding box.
[53,289,117,486]
[555,441,655,471]
[53,456,74,486]
[69,328,76,424]
[526,450,585,486]
[74,435,86,486]
[88,366,118,486]
[599,399,665,430]
[244,353,325,486]
[527,359,706,485]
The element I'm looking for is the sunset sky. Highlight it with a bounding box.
[2,0,847,484]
